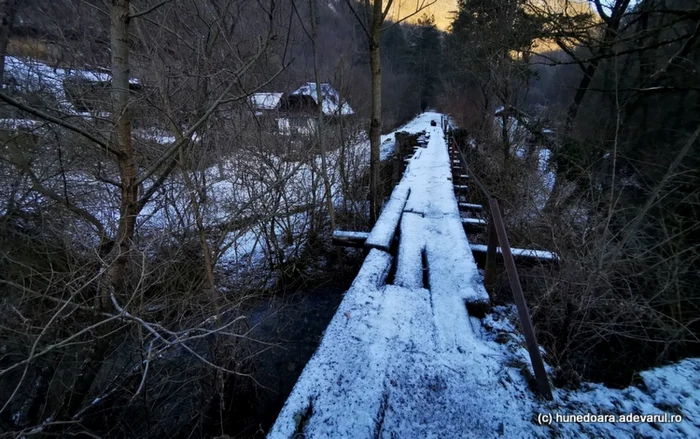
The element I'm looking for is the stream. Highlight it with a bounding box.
[221,273,357,437]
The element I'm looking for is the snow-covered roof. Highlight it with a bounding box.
[290,82,354,116]
[3,56,140,115]
[0,118,42,131]
[494,105,529,120]
[250,92,283,112]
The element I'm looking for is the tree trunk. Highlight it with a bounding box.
[109,0,138,292]
[547,0,631,213]
[53,1,137,425]
[501,112,510,165]
[309,0,336,231]
[368,4,383,224]
[0,0,18,81]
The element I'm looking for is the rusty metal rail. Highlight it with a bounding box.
[444,121,553,400]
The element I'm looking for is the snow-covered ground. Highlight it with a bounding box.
[3,56,138,115]
[0,90,436,287]
[500,112,556,211]
[486,305,700,438]
[268,114,700,438]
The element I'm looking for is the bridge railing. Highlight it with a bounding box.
[445,123,553,401]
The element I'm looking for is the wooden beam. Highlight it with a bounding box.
[483,222,498,293]
[470,244,559,263]
[334,227,560,263]
[332,230,369,247]
[461,217,487,233]
[489,198,552,400]
[365,185,411,252]
[458,202,482,212]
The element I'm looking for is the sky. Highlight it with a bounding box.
[386,0,458,31]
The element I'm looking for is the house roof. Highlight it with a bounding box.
[3,56,140,115]
[250,92,283,112]
[290,82,354,116]
[494,105,530,120]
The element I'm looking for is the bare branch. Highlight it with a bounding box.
[381,0,437,31]
[134,36,272,187]
[129,0,174,19]
[344,0,370,38]
[0,91,119,156]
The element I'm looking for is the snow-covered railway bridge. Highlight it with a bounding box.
[268,113,552,438]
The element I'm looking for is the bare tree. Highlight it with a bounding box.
[0,0,284,434]
[344,0,434,223]
[0,0,17,80]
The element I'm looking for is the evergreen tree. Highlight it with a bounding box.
[408,14,442,111]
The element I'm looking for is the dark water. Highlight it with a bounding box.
[222,278,353,437]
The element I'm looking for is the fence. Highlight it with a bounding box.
[443,117,553,400]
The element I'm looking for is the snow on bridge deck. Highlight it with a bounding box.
[268,113,541,438]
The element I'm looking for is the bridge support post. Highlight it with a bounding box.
[484,220,498,294]
[489,198,553,400]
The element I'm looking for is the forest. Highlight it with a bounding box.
[0,0,698,437]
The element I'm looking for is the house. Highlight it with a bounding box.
[494,105,556,160]
[281,82,353,117]
[250,92,283,115]
[249,92,284,131]
[494,105,530,121]
[4,55,142,115]
[251,82,354,137]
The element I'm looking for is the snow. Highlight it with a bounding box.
[270,112,700,438]
[538,148,554,193]
[269,113,506,438]
[290,82,354,116]
[134,128,176,144]
[379,112,443,160]
[250,92,283,111]
[459,202,483,211]
[541,357,700,438]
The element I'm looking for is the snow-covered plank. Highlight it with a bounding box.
[269,284,428,438]
[461,217,487,226]
[425,216,490,306]
[461,216,487,233]
[350,248,393,291]
[332,230,370,240]
[398,122,491,313]
[470,244,559,261]
[458,202,483,211]
[365,184,410,252]
[393,212,424,289]
[332,230,369,247]
[267,249,392,438]
[273,113,553,439]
